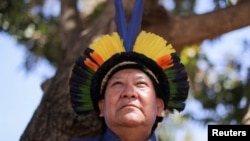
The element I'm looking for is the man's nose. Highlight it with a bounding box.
[121,85,138,98]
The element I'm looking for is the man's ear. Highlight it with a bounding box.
[156,98,164,117]
[98,99,105,117]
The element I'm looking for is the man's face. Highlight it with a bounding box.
[98,68,164,129]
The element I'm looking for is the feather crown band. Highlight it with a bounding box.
[69,0,189,114]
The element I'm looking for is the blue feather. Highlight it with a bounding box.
[114,0,127,44]
[125,0,144,51]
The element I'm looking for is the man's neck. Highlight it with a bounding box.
[110,126,153,141]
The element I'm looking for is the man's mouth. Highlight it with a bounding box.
[121,103,139,110]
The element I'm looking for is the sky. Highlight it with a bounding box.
[0,0,250,141]
[0,33,55,141]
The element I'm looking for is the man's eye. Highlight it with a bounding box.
[112,81,123,86]
[137,82,147,87]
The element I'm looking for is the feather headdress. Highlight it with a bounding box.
[69,0,189,114]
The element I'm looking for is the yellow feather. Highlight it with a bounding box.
[133,31,176,62]
[90,32,125,62]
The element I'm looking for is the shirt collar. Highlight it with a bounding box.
[101,128,157,141]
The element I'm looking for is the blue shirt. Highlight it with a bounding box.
[71,128,157,141]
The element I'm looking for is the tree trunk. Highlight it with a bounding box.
[20,0,250,140]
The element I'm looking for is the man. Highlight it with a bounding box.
[69,0,189,140]
[98,68,164,141]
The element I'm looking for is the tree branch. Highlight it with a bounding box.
[143,0,250,52]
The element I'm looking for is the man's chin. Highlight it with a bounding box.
[118,112,144,126]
